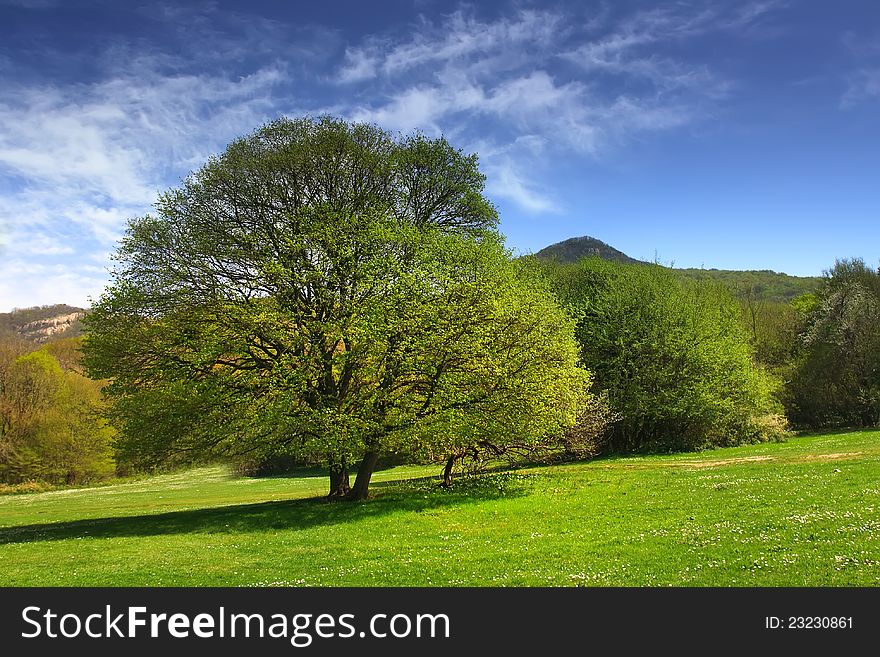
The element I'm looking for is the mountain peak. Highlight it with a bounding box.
[533,235,641,265]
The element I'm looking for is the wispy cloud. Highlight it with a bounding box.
[841,67,880,107]
[0,0,795,309]
[337,9,564,84]
[338,46,382,83]
[0,62,284,241]
[0,5,298,309]
[330,2,758,215]
[560,1,782,96]
[840,31,880,108]
[485,158,562,215]
[13,232,74,256]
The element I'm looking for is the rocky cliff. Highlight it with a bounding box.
[0,305,86,343]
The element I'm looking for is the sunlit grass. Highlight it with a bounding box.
[1,430,878,586]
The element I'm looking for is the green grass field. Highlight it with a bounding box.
[1,430,879,586]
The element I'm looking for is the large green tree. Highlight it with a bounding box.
[83,117,589,499]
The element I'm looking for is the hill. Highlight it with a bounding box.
[534,235,821,302]
[533,236,642,265]
[675,268,821,303]
[0,304,86,344]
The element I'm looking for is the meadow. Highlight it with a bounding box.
[1,430,878,587]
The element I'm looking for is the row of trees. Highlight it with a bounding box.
[6,116,876,496]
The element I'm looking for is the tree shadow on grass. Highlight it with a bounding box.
[0,473,532,546]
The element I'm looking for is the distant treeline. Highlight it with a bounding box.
[540,256,880,439]
[532,235,822,304]
[674,268,822,303]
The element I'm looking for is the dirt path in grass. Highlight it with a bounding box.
[675,451,865,469]
[680,455,775,468]
[799,452,863,461]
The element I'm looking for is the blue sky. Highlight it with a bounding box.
[1,0,879,310]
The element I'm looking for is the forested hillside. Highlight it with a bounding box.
[675,268,821,303]
[533,235,821,302]
[0,305,85,343]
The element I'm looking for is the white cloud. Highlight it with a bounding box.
[0,55,288,310]
[560,3,758,97]
[350,86,445,135]
[594,96,693,132]
[0,63,284,244]
[336,9,564,84]
[338,46,381,83]
[616,1,784,40]
[12,233,74,256]
[329,3,755,215]
[485,159,561,215]
[384,9,562,75]
[484,71,577,116]
[0,257,107,309]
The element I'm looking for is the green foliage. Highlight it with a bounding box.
[0,345,115,484]
[83,116,589,497]
[400,254,592,473]
[675,268,821,303]
[43,337,86,373]
[736,286,802,369]
[788,259,880,428]
[548,258,786,452]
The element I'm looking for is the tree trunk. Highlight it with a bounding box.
[442,454,458,487]
[327,456,350,499]
[347,450,380,501]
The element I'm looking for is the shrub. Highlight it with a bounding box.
[549,258,786,453]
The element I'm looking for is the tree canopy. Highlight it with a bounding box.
[0,340,115,485]
[788,258,880,429]
[83,116,590,499]
[545,258,786,453]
